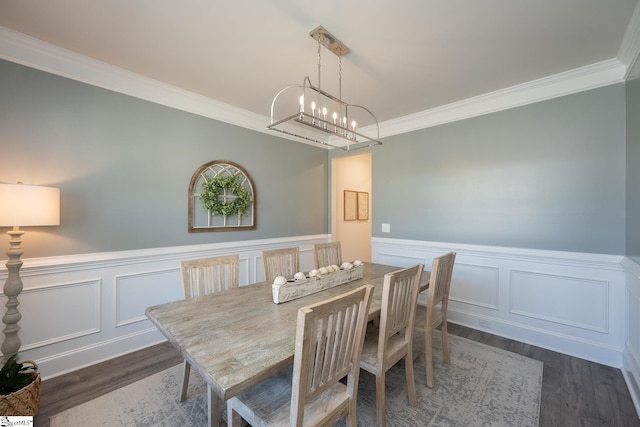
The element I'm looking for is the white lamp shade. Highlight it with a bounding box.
[0,183,60,227]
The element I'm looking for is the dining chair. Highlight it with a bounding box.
[312,241,342,269]
[359,263,424,427]
[227,284,374,427]
[261,246,300,282]
[179,254,239,423]
[424,251,456,388]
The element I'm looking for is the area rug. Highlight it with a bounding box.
[50,334,542,426]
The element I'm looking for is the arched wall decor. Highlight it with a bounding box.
[188,160,256,232]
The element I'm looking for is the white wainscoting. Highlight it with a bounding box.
[372,237,626,368]
[0,235,328,379]
[622,257,640,417]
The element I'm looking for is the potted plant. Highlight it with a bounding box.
[0,354,41,415]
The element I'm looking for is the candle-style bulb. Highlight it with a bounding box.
[311,102,316,125]
[351,121,357,140]
[299,95,304,119]
[333,112,338,132]
[322,108,327,129]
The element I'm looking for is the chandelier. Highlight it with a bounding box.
[268,26,383,151]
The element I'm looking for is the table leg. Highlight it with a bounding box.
[207,384,220,427]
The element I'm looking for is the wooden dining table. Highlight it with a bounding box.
[145,262,430,427]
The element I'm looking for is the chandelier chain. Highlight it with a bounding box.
[317,36,322,93]
[339,48,342,101]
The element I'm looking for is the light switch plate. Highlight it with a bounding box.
[382,223,390,233]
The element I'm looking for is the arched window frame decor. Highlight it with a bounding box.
[188,160,256,232]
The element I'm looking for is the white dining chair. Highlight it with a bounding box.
[179,254,239,425]
[424,251,456,387]
[312,241,342,269]
[227,284,374,426]
[261,247,300,282]
[359,263,423,427]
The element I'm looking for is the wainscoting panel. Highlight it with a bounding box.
[372,237,626,368]
[510,270,609,333]
[0,235,328,379]
[450,263,500,310]
[19,279,102,350]
[114,268,183,327]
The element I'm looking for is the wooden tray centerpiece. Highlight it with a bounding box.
[271,262,363,304]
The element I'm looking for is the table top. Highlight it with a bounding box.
[145,262,429,400]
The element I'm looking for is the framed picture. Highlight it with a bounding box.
[344,190,357,221]
[357,191,369,220]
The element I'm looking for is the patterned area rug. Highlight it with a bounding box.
[50,334,542,426]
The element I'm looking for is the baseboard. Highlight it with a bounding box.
[36,327,166,380]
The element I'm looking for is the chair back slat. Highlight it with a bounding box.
[380,264,423,343]
[290,284,373,424]
[180,254,239,298]
[427,252,456,321]
[262,247,300,282]
[313,242,342,269]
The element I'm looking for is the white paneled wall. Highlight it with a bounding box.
[0,235,326,379]
[622,257,640,416]
[372,237,626,368]
[3,231,638,406]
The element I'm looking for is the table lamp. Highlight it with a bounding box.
[0,183,60,363]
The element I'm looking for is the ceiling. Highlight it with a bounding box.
[1,0,639,132]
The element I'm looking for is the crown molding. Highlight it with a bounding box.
[618,0,640,78]
[0,25,631,142]
[376,59,626,138]
[0,26,273,133]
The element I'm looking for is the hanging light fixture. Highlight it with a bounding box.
[268,26,382,151]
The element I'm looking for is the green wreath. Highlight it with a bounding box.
[200,174,253,219]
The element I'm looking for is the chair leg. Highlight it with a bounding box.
[346,404,357,427]
[375,372,387,427]
[441,321,450,364]
[425,327,435,388]
[404,350,417,406]
[179,360,190,402]
[207,384,220,427]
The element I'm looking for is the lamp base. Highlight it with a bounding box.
[2,226,24,363]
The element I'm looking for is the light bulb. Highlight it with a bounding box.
[299,95,304,118]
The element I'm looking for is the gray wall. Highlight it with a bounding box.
[0,59,329,258]
[372,84,626,254]
[627,61,640,262]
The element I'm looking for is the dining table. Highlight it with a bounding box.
[145,262,430,427]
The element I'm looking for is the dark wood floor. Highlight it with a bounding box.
[34,306,640,427]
